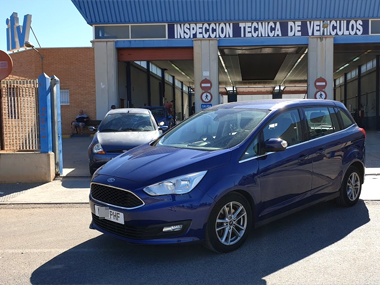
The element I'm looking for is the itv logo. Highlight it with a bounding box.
[6,12,32,52]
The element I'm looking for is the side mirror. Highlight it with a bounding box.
[159,121,165,126]
[264,138,288,152]
[88,126,97,132]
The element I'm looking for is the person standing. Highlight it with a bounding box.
[165,100,174,116]
[190,102,195,115]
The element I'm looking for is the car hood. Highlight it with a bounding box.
[96,131,160,151]
[96,144,232,184]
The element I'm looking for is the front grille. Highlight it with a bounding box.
[92,214,190,240]
[91,183,144,209]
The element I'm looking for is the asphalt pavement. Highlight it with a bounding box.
[0,131,379,204]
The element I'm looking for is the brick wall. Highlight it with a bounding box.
[8,47,96,136]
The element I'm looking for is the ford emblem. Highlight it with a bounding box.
[107,178,116,183]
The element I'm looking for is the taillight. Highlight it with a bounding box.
[359,127,366,138]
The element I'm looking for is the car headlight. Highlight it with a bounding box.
[143,171,207,196]
[93,143,105,154]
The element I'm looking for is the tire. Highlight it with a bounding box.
[204,192,252,253]
[335,166,362,207]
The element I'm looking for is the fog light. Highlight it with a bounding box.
[162,225,183,232]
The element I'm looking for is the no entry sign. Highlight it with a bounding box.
[314,77,327,90]
[200,78,212,91]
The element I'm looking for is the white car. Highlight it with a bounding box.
[88,108,162,175]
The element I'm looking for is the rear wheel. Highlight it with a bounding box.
[204,192,252,253]
[335,166,362,207]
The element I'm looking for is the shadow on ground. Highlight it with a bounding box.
[30,201,369,285]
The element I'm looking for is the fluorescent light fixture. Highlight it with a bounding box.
[336,63,350,73]
[218,51,233,86]
[281,48,308,86]
[170,62,193,81]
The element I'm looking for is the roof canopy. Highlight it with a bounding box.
[72,0,380,25]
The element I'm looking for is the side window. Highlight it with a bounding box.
[304,107,334,139]
[241,137,259,160]
[262,109,302,146]
[337,108,355,129]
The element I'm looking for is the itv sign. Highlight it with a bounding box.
[6,12,32,52]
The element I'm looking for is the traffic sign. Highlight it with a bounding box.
[315,90,327,100]
[201,91,213,103]
[0,50,13,80]
[200,78,212,91]
[314,77,327,90]
[201,104,212,109]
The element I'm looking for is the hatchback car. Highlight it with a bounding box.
[88,108,162,175]
[89,99,365,253]
[142,106,175,132]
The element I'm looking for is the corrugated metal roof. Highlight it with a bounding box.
[71,0,380,25]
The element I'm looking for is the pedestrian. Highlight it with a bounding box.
[165,100,174,116]
[71,109,89,135]
[190,102,195,115]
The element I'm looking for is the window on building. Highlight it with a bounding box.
[8,87,19,119]
[131,25,166,39]
[61,90,70,105]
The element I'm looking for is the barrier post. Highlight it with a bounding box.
[51,75,63,175]
[38,73,52,153]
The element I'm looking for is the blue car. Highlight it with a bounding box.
[89,99,366,253]
[142,106,175,132]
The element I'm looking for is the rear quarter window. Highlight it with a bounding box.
[337,108,355,129]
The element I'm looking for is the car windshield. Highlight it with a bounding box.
[156,108,268,150]
[150,108,165,118]
[98,113,155,132]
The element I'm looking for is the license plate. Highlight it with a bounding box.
[94,205,124,225]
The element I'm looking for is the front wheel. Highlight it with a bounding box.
[335,166,362,207]
[204,192,252,253]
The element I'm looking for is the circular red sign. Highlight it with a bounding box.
[201,92,213,103]
[200,78,212,91]
[0,50,13,80]
[315,90,327,100]
[314,77,327,90]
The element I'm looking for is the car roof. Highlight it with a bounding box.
[106,108,152,115]
[209,99,343,111]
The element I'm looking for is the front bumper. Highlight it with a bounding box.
[89,181,214,244]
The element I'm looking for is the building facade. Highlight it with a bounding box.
[71,0,380,129]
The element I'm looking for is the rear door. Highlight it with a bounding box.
[302,106,343,195]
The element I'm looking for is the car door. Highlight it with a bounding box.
[255,109,313,219]
[302,106,344,195]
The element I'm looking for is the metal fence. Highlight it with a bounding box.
[0,79,40,151]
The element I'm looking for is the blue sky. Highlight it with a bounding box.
[1,0,93,53]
